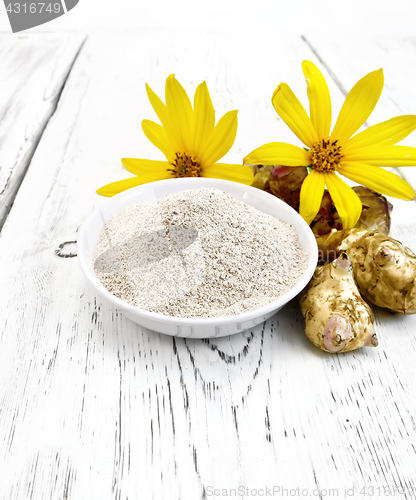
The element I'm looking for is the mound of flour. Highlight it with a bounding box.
[93,188,307,318]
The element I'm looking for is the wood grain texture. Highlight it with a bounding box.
[0,30,416,500]
[0,33,85,230]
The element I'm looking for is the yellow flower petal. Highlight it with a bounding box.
[272,83,319,147]
[344,115,416,152]
[331,69,384,145]
[97,168,171,197]
[202,163,254,185]
[141,120,174,161]
[146,82,182,151]
[121,158,170,176]
[324,172,362,229]
[243,142,311,166]
[100,76,252,198]
[165,74,193,152]
[302,60,332,139]
[344,145,416,166]
[97,177,144,197]
[199,110,238,166]
[339,162,415,199]
[193,81,215,157]
[146,83,169,125]
[299,170,326,225]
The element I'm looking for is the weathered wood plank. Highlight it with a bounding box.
[0,33,85,230]
[0,30,416,500]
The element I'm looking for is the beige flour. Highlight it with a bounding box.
[93,188,307,318]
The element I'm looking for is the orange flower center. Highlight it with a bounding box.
[168,152,201,178]
[310,139,343,172]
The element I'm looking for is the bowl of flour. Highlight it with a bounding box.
[78,177,318,338]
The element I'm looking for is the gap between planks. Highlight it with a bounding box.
[0,35,88,234]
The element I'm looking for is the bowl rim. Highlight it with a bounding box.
[78,177,318,325]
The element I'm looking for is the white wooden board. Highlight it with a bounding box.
[1,30,416,500]
[0,33,85,229]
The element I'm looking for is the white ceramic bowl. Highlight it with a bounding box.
[78,177,318,338]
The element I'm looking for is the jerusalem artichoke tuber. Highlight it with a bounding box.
[251,166,393,235]
[316,229,416,314]
[299,255,377,353]
[250,165,308,211]
[310,187,392,236]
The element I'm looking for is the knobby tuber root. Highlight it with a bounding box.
[299,255,377,353]
[251,168,393,235]
[310,187,392,236]
[250,165,308,211]
[316,229,416,314]
[351,186,393,234]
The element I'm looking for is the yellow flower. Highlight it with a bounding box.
[244,61,416,228]
[97,75,253,196]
